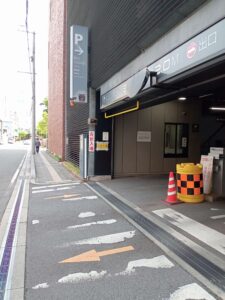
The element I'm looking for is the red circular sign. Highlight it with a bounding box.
[186,42,197,59]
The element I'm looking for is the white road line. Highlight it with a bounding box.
[67,219,116,229]
[169,283,216,300]
[210,214,225,220]
[116,255,174,276]
[32,220,40,225]
[62,195,97,201]
[32,182,80,190]
[32,188,55,193]
[153,208,225,255]
[32,186,72,194]
[78,212,96,218]
[58,271,107,284]
[60,231,136,247]
[32,283,49,289]
[10,154,26,185]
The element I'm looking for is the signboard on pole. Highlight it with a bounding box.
[200,155,214,194]
[89,131,95,152]
[70,25,88,103]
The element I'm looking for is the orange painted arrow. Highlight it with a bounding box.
[59,245,134,263]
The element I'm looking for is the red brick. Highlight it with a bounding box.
[48,0,66,160]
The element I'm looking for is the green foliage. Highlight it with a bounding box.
[41,98,48,113]
[37,97,48,138]
[63,161,80,176]
[18,130,30,140]
[47,151,62,162]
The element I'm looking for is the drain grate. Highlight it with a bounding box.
[89,182,225,292]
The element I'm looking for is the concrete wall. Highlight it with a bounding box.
[114,99,201,177]
[48,0,66,159]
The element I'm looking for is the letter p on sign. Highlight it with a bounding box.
[75,33,83,45]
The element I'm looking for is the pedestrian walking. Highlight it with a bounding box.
[35,138,41,153]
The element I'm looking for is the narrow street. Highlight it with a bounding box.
[0,146,224,299]
[26,180,214,300]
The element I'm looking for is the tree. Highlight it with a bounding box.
[18,130,30,140]
[37,98,48,138]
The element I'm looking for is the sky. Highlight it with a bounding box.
[0,0,49,129]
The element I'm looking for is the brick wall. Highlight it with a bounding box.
[48,0,66,159]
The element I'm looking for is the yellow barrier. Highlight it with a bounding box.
[176,163,204,203]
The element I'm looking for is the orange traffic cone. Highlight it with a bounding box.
[165,172,179,204]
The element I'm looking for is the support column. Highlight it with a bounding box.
[88,88,96,177]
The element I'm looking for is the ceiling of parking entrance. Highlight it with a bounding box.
[139,57,225,114]
[68,0,207,88]
[102,56,225,116]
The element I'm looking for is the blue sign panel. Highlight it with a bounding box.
[70,25,88,103]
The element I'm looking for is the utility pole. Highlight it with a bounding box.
[17,29,36,153]
[31,32,36,155]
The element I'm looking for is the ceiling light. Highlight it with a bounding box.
[199,93,213,99]
[209,107,225,111]
[178,97,187,101]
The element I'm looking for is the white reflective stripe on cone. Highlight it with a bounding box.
[168,191,176,196]
[168,184,175,188]
[169,177,175,181]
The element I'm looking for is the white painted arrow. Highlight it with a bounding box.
[75,45,84,55]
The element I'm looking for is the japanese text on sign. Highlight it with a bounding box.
[89,131,95,152]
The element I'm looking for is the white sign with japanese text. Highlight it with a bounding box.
[200,155,214,194]
[137,131,151,142]
[89,131,95,152]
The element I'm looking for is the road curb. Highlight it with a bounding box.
[30,153,36,184]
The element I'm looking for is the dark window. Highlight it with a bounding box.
[164,123,189,158]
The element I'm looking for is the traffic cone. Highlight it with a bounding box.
[165,172,179,204]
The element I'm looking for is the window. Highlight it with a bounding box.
[164,123,189,158]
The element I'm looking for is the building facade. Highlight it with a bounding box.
[48,0,225,178]
[48,0,67,159]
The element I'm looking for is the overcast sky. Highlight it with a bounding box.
[0,0,49,128]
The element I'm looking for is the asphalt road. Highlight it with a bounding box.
[0,145,221,299]
[25,180,219,300]
[0,143,27,219]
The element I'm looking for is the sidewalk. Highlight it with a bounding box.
[32,149,225,296]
